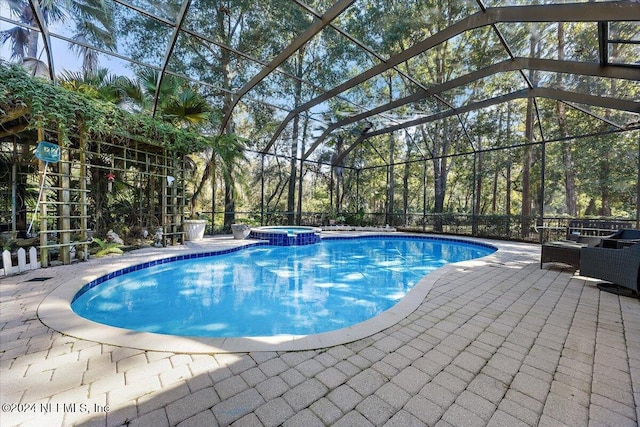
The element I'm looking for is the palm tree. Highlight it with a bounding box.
[55,65,241,231]
[1,0,115,76]
[125,69,211,127]
[312,104,361,216]
[65,0,116,74]
[58,68,134,104]
[190,133,246,228]
[57,66,213,234]
[122,69,245,224]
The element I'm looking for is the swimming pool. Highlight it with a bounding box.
[71,236,495,338]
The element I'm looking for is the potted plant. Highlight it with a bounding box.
[231,223,251,240]
[327,208,338,226]
[183,212,208,241]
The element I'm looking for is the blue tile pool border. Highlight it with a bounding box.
[71,241,269,303]
[248,229,321,246]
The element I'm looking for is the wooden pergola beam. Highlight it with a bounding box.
[0,123,29,138]
[0,106,29,125]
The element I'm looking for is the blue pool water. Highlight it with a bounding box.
[72,237,495,337]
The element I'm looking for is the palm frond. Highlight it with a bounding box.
[38,0,66,22]
[1,27,29,59]
[162,88,210,125]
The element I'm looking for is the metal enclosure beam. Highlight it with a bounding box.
[367,88,639,137]
[598,21,609,66]
[331,88,640,165]
[152,0,192,119]
[309,58,639,162]
[28,0,55,80]
[263,1,639,156]
[219,0,356,132]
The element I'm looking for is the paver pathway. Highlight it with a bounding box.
[1,235,638,426]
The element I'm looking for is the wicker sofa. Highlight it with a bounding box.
[580,242,640,296]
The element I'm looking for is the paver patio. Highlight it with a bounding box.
[1,234,638,426]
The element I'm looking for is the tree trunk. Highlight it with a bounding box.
[596,43,622,218]
[433,156,448,232]
[387,133,395,226]
[556,23,577,216]
[221,12,236,228]
[475,144,483,216]
[491,111,503,213]
[402,145,413,226]
[386,75,395,226]
[521,32,538,238]
[287,50,305,225]
[296,118,310,225]
[224,177,235,228]
[421,124,449,233]
[598,154,612,216]
[522,102,533,238]
[332,136,344,215]
[492,168,498,213]
[26,10,39,59]
[506,106,512,218]
[288,115,299,225]
[190,9,237,221]
[211,155,216,227]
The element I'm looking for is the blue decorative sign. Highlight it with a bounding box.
[35,141,60,163]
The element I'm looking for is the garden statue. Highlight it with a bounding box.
[153,228,163,247]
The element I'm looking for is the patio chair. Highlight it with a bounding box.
[540,235,602,270]
[599,229,640,248]
[580,243,640,297]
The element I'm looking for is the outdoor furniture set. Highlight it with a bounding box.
[541,228,640,297]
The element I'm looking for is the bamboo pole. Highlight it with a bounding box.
[161,150,168,245]
[37,127,48,268]
[169,153,177,245]
[79,127,88,260]
[11,141,17,233]
[636,134,639,229]
[59,129,71,264]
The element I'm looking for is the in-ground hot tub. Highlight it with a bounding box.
[249,226,321,246]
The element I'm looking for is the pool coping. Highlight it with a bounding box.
[37,233,503,353]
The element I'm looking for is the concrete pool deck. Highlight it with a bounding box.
[1,232,639,426]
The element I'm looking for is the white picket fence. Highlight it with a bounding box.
[1,247,41,276]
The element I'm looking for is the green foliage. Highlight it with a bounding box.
[90,237,124,257]
[0,63,216,154]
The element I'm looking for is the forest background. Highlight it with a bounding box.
[1,0,638,241]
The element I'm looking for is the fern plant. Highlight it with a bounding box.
[91,237,123,257]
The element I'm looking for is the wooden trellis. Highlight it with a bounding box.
[0,123,187,268]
